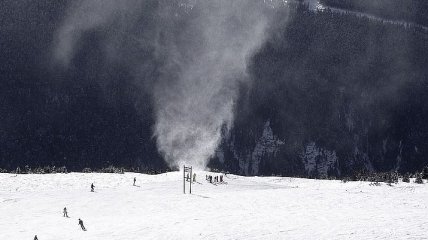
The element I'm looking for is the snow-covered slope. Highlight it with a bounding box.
[0,172,427,239]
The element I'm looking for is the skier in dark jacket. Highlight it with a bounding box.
[91,183,95,192]
[34,235,38,240]
[63,207,68,217]
[78,218,86,231]
[133,177,136,186]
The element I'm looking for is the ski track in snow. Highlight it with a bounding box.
[0,172,427,239]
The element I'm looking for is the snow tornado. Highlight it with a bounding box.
[153,0,272,169]
[53,0,276,169]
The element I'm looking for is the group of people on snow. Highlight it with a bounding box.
[63,207,86,230]
[186,173,197,182]
[206,174,224,184]
[34,207,86,239]
[33,177,143,238]
[33,172,231,239]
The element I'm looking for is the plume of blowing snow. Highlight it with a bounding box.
[53,0,276,169]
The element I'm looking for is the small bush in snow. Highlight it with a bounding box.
[24,165,32,174]
[415,173,424,184]
[341,177,351,183]
[402,174,410,183]
[33,167,45,174]
[14,167,22,174]
[422,166,428,179]
[56,166,68,173]
[369,181,382,186]
[99,166,124,174]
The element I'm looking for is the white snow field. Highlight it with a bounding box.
[0,172,427,240]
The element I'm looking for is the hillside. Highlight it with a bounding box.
[1,172,427,239]
[1,1,428,177]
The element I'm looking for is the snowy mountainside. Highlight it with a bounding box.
[301,142,340,177]
[0,172,427,239]
[215,120,343,177]
[229,121,285,176]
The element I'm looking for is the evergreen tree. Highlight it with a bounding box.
[402,173,410,183]
[415,173,424,184]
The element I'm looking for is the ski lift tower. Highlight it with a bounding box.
[183,165,192,194]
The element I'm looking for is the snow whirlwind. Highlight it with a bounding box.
[53,0,279,169]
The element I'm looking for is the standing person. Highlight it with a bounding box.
[133,177,136,186]
[193,173,196,182]
[63,207,68,217]
[91,183,95,192]
[34,235,38,240]
[78,218,86,231]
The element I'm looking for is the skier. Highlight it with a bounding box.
[193,173,196,182]
[220,175,223,182]
[133,177,136,186]
[91,183,95,192]
[63,207,68,217]
[78,218,86,231]
[34,235,38,240]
